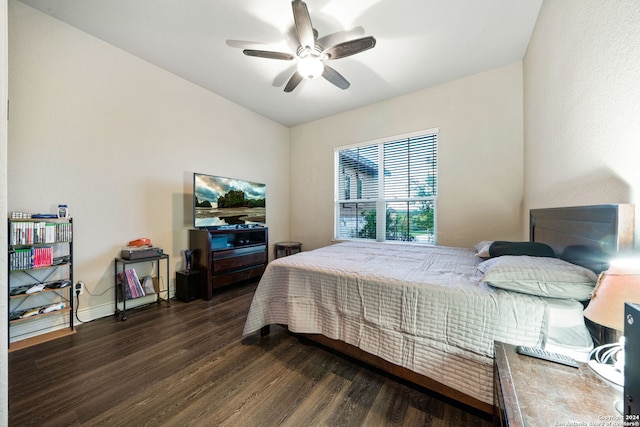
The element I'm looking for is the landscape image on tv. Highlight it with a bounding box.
[194,173,266,228]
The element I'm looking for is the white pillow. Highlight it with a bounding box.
[478,255,597,300]
[474,240,494,258]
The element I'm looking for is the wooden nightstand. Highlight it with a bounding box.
[274,241,302,258]
[493,341,622,426]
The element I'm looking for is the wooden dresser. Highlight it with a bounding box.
[493,341,623,426]
[189,226,268,300]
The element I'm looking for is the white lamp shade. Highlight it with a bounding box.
[584,258,640,331]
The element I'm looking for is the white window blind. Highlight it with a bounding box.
[335,130,438,243]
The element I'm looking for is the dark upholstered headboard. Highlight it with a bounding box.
[530,204,635,345]
[530,204,634,273]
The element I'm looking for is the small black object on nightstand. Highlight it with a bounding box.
[176,270,202,302]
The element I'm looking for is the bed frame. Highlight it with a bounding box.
[262,204,635,414]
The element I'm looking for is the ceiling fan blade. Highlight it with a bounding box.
[243,49,295,61]
[324,36,376,60]
[322,65,350,90]
[292,0,315,48]
[284,72,304,92]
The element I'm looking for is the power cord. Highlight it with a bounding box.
[73,281,116,324]
[74,281,88,324]
[588,337,625,387]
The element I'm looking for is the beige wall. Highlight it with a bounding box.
[8,1,290,321]
[524,0,640,242]
[290,62,525,250]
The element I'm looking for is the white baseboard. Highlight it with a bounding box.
[10,292,176,341]
[76,292,175,325]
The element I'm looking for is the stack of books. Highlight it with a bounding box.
[9,221,72,245]
[117,269,156,300]
[9,247,54,270]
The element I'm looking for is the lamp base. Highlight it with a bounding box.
[588,359,624,387]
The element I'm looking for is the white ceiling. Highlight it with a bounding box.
[18,0,543,127]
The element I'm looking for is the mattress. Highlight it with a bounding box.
[243,241,593,404]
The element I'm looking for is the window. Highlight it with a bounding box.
[335,129,438,243]
[344,175,351,199]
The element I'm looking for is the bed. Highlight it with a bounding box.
[243,204,634,413]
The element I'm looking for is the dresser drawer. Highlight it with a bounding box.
[212,265,266,288]
[212,246,266,273]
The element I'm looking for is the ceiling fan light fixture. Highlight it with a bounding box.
[297,56,324,79]
[231,0,375,92]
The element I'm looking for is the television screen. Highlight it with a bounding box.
[194,173,266,228]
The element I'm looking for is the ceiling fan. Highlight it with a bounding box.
[237,0,376,92]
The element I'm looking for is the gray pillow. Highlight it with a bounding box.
[478,255,597,300]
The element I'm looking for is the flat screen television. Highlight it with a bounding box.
[193,173,266,228]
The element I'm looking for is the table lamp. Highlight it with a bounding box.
[583,258,640,386]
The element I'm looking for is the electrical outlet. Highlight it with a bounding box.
[74,281,84,296]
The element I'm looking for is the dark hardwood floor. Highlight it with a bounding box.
[9,282,493,426]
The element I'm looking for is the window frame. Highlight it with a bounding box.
[334,128,439,244]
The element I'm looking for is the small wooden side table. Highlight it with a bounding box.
[493,341,622,426]
[274,242,302,259]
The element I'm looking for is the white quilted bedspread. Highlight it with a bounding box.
[243,241,549,404]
